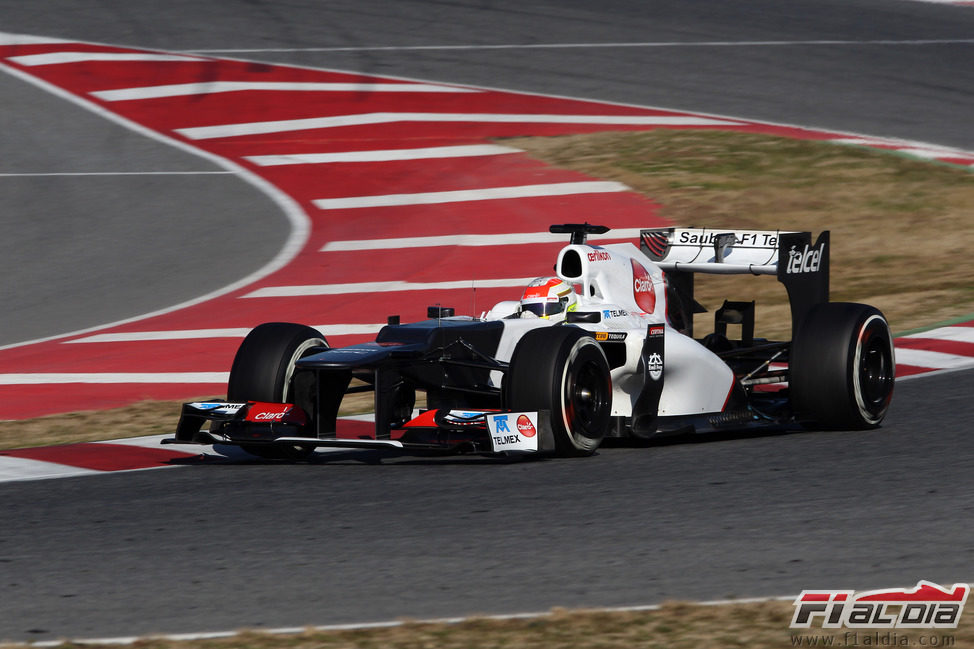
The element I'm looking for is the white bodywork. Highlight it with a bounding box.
[485,239,735,418]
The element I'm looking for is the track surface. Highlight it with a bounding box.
[1,0,972,643]
[2,370,972,641]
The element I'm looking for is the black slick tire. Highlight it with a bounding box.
[505,327,611,456]
[790,303,895,430]
[227,322,328,459]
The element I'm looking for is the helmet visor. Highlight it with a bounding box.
[521,300,566,317]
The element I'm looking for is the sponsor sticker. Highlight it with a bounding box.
[440,410,490,427]
[587,250,611,262]
[631,259,657,313]
[486,412,540,452]
[647,352,663,381]
[786,242,825,274]
[516,414,537,438]
[188,402,245,415]
[677,230,778,247]
[595,331,628,342]
[245,402,294,423]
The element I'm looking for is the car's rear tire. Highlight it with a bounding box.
[790,303,895,429]
[227,322,328,459]
[505,327,611,456]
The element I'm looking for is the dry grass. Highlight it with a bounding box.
[504,130,974,339]
[0,400,187,450]
[7,600,972,649]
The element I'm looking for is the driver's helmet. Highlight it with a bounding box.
[519,277,577,322]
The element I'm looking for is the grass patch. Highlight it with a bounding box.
[5,600,972,648]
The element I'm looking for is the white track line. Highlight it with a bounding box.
[0,373,229,385]
[903,325,974,342]
[321,228,646,251]
[246,144,521,166]
[243,277,535,299]
[893,348,974,370]
[176,112,739,140]
[312,181,629,210]
[8,51,205,66]
[91,81,476,101]
[68,324,385,343]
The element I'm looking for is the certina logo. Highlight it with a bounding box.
[791,581,969,629]
[647,352,663,381]
[787,243,825,274]
[630,259,657,313]
[516,414,537,437]
[587,250,611,262]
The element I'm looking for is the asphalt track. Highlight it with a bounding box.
[0,0,972,642]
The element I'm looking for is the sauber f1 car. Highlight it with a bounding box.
[167,223,895,459]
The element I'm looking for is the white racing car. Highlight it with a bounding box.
[168,223,895,459]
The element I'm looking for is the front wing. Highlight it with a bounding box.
[165,400,557,456]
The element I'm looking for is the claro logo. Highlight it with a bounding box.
[244,403,294,423]
[516,414,537,438]
[631,259,657,313]
[253,411,286,421]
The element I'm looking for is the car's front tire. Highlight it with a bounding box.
[227,322,328,459]
[504,327,611,456]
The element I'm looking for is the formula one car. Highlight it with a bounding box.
[168,223,895,459]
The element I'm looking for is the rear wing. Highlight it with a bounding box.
[639,227,829,337]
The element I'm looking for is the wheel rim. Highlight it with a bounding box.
[564,355,610,439]
[282,337,328,402]
[855,317,894,421]
[860,336,892,408]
